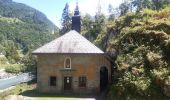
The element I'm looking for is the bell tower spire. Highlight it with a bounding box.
[74,2,79,15]
[72,2,81,33]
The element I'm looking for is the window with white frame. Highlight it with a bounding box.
[64,57,71,69]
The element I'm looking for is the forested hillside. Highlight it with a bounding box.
[104,1,170,99]
[0,0,59,72]
[109,7,170,99]
[60,0,170,99]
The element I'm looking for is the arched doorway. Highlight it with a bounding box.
[100,66,108,91]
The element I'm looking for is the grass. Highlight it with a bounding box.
[0,81,36,99]
[1,81,96,100]
[37,98,78,100]
[37,97,81,100]
[20,89,96,100]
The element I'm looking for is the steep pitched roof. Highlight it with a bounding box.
[33,30,104,54]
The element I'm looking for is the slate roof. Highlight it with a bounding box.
[33,30,104,54]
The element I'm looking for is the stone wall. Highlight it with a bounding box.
[37,54,111,94]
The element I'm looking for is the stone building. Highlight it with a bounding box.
[33,4,112,94]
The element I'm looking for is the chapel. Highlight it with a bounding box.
[33,4,112,94]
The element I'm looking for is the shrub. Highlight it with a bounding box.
[21,50,36,72]
[0,56,8,64]
[146,52,167,68]
[5,64,25,73]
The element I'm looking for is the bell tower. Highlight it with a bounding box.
[72,3,81,33]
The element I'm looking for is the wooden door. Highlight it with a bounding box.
[64,76,72,90]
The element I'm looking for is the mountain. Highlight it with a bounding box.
[0,0,60,65]
[0,0,59,54]
[0,0,56,29]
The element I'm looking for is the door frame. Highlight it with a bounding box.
[100,66,108,91]
[63,76,72,91]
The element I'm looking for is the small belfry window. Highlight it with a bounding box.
[79,76,87,88]
[64,57,71,69]
[49,76,56,86]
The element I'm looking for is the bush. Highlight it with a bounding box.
[5,64,25,73]
[21,50,36,72]
[146,52,167,68]
[0,56,8,64]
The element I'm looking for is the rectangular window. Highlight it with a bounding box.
[49,76,56,86]
[79,76,86,88]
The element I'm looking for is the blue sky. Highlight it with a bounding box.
[13,0,123,27]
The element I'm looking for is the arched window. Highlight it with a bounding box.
[64,57,71,69]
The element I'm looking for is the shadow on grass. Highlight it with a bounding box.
[19,89,97,99]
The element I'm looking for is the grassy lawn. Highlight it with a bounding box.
[37,97,78,100]
[1,81,96,100]
[0,81,36,98]
[20,89,96,100]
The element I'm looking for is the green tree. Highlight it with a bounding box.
[131,0,152,12]
[119,1,130,16]
[4,40,20,63]
[131,0,170,11]
[93,14,108,51]
[93,14,106,39]
[82,13,106,43]
[60,3,72,35]
[108,4,115,20]
[81,14,93,41]
[152,0,170,10]
[21,49,36,72]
